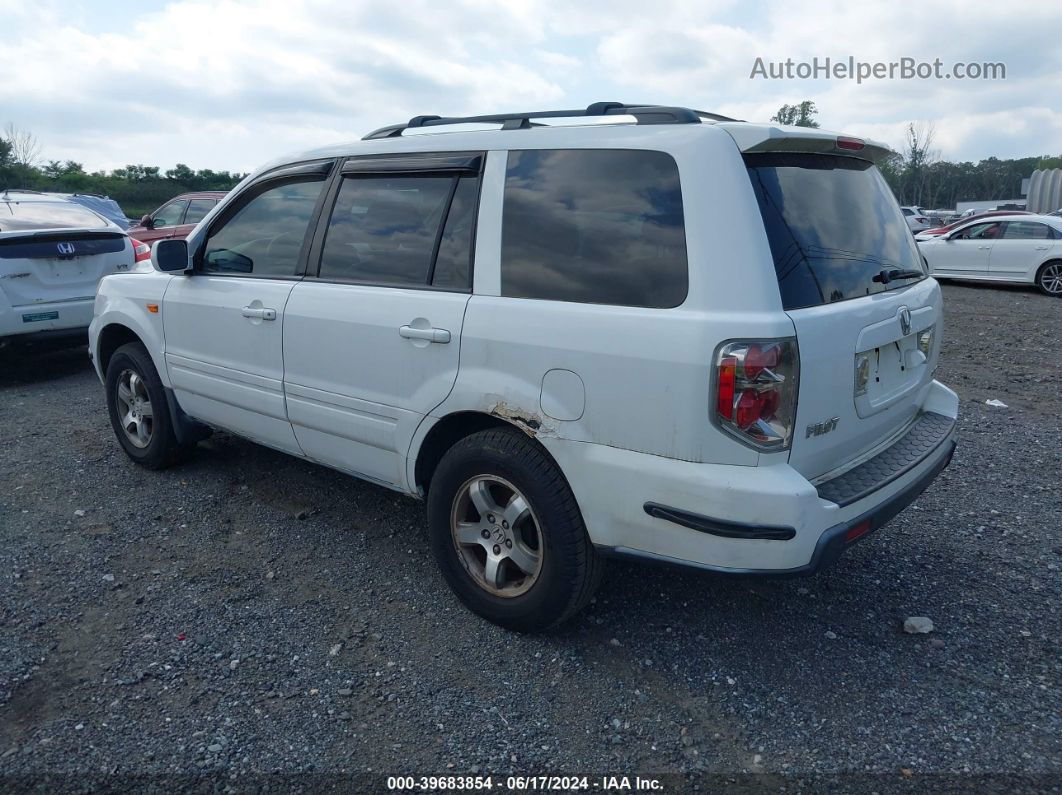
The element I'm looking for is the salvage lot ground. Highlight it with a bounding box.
[0,283,1059,791]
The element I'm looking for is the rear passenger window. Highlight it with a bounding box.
[184,199,216,226]
[501,149,687,308]
[318,174,478,290]
[1002,221,1052,240]
[203,178,325,277]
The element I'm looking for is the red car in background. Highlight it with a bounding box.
[915,209,1033,239]
[126,191,228,246]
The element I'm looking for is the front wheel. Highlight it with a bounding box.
[1036,261,1062,296]
[105,342,191,469]
[427,427,601,632]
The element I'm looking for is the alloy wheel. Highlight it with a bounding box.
[115,368,154,448]
[450,475,544,597]
[1040,262,1062,295]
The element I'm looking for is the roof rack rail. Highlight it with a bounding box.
[363,102,739,140]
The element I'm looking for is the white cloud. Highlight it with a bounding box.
[0,0,1059,171]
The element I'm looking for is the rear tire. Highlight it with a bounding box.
[1036,260,1062,296]
[105,342,191,469]
[427,427,601,632]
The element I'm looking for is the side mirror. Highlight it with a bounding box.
[152,238,191,273]
[140,214,154,229]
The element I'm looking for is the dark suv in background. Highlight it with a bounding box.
[126,191,228,245]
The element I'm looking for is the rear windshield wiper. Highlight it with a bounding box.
[872,268,924,284]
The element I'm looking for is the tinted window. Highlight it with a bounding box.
[319,175,456,286]
[746,153,925,310]
[432,176,479,289]
[203,179,324,277]
[184,199,216,226]
[1002,221,1052,240]
[0,200,107,232]
[501,149,687,308]
[153,200,187,228]
[955,221,1002,239]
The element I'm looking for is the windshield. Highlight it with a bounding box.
[745,153,925,310]
[0,199,109,232]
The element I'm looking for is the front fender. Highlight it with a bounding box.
[89,274,171,386]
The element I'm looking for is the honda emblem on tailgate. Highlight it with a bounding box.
[56,242,76,255]
[899,306,912,336]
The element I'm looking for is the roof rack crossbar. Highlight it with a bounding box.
[363,102,737,140]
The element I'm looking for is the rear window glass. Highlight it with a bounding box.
[745,153,925,310]
[501,149,687,308]
[0,200,107,232]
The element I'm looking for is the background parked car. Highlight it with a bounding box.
[900,206,931,231]
[125,191,227,245]
[1,190,137,349]
[0,189,132,229]
[917,214,1062,295]
[914,209,1033,240]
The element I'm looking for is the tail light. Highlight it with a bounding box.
[131,238,151,263]
[713,339,799,450]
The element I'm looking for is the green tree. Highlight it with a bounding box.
[770,100,820,128]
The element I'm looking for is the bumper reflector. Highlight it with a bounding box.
[845,520,872,543]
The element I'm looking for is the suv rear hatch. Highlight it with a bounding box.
[742,146,940,481]
[0,199,130,307]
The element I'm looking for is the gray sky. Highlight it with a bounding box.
[1,0,1059,173]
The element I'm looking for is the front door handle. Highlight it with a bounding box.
[399,325,450,344]
[978,245,991,250]
[242,306,277,321]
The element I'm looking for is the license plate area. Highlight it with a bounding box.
[853,306,935,419]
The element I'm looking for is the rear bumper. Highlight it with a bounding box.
[543,379,959,574]
[610,437,955,576]
[0,296,94,341]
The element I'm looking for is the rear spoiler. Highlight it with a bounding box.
[717,122,895,164]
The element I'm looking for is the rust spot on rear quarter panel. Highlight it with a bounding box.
[488,400,550,437]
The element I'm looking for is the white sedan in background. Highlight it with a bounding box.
[917,214,1062,296]
[1,191,143,350]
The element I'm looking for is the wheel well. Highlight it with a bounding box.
[414,411,517,496]
[97,324,143,374]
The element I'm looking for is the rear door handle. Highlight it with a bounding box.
[1035,245,1050,250]
[399,325,450,344]
[241,306,277,321]
[978,245,991,250]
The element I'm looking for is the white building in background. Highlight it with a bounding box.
[955,199,1026,214]
[1026,168,1062,213]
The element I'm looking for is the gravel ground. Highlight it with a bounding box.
[0,282,1059,792]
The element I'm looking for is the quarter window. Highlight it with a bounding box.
[432,176,479,289]
[500,149,688,308]
[153,200,187,228]
[202,178,325,277]
[318,173,479,289]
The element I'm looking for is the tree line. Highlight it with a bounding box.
[1,124,245,219]
[5,115,1062,219]
[770,103,1062,211]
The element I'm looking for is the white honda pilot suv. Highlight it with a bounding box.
[89,103,958,631]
